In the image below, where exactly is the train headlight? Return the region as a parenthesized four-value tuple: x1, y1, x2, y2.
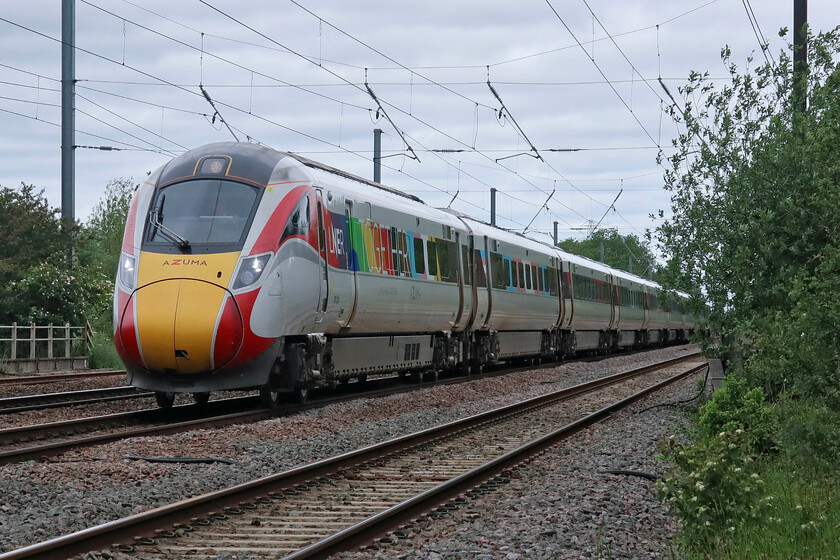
(233, 253, 271, 290)
(118, 253, 136, 291)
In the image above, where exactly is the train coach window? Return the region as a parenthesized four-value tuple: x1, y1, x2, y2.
(518, 262, 526, 289)
(524, 263, 531, 290)
(490, 253, 504, 289)
(437, 240, 452, 282)
(532, 265, 538, 292)
(280, 195, 310, 244)
(547, 268, 559, 296)
(461, 245, 472, 286)
(503, 258, 511, 288)
(475, 250, 488, 287)
(427, 240, 438, 277)
(413, 237, 425, 275)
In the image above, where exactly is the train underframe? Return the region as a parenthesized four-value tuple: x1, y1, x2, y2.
(259, 326, 692, 406)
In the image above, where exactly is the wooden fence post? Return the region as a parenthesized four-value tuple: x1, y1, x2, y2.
(11, 322, 17, 360)
(30, 322, 36, 359)
(65, 323, 71, 358)
(48, 322, 54, 358)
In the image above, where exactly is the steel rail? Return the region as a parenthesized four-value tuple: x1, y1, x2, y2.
(289, 360, 707, 559)
(0, 361, 513, 463)
(0, 386, 152, 414)
(0, 370, 125, 386)
(0, 352, 703, 560)
(0, 348, 697, 464)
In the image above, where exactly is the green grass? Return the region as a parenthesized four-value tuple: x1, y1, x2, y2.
(692, 453, 840, 559)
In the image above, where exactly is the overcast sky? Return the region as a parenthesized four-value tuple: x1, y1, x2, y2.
(1, 1, 838, 245)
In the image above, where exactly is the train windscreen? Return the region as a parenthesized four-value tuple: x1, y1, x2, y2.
(144, 179, 260, 250)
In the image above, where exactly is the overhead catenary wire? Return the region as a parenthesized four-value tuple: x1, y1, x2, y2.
(543, 0, 660, 148)
(0, 106, 178, 154)
(81, 0, 372, 112)
(0, 14, 514, 226)
(52, 0, 650, 228)
(0, 5, 689, 235)
(194, 0, 606, 223)
(286, 0, 496, 112)
(579, 0, 667, 108)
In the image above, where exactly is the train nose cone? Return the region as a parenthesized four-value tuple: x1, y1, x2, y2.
(121, 279, 243, 374)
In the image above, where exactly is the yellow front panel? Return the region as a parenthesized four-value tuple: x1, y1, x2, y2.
(135, 280, 179, 371)
(135, 251, 241, 374)
(174, 280, 226, 374)
(138, 251, 241, 287)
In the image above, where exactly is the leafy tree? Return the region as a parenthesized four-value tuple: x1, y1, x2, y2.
(557, 228, 658, 279)
(0, 180, 133, 331)
(655, 27, 840, 406)
(0, 184, 71, 324)
(0, 184, 66, 284)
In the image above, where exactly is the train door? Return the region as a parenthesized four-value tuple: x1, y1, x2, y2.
(564, 263, 575, 326)
(554, 258, 565, 327)
(475, 236, 492, 329)
(611, 277, 620, 329)
(451, 231, 468, 330)
(314, 190, 329, 324)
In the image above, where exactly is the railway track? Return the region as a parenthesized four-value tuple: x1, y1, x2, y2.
(0, 347, 691, 465)
(0, 386, 152, 414)
(0, 352, 706, 560)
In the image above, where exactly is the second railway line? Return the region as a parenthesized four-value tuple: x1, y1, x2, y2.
(0, 346, 704, 558)
(0, 350, 706, 559)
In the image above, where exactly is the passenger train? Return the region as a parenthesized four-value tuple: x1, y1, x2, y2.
(113, 142, 696, 407)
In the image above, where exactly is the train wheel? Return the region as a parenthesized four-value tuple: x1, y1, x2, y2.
(260, 385, 281, 408)
(294, 385, 310, 403)
(426, 369, 439, 383)
(358, 374, 368, 384)
(192, 392, 210, 406)
(472, 361, 484, 375)
(155, 391, 176, 409)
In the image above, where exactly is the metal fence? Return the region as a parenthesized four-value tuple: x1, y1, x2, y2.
(0, 323, 90, 361)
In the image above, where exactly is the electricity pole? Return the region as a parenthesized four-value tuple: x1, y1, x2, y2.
(793, 0, 808, 115)
(490, 188, 496, 227)
(373, 128, 382, 183)
(61, 0, 76, 266)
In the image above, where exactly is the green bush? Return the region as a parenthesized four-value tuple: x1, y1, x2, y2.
(775, 397, 840, 469)
(697, 374, 774, 452)
(659, 429, 772, 552)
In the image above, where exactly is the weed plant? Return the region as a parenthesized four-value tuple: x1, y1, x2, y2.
(87, 330, 124, 369)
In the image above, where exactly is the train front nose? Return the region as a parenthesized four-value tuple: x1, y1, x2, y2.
(121, 279, 243, 374)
